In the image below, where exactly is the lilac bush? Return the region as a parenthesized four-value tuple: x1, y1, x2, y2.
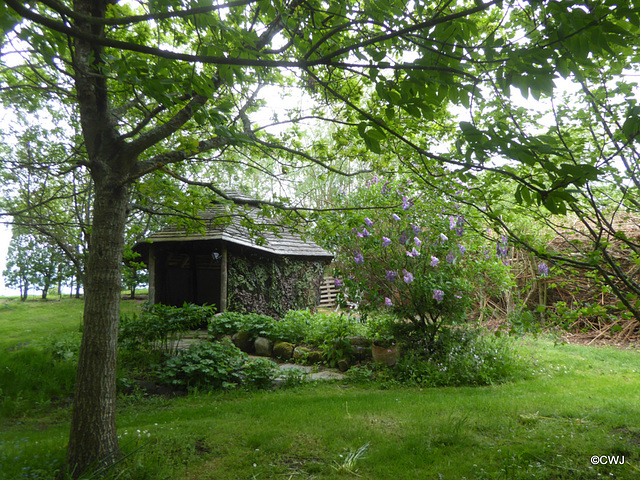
(324, 177, 512, 346)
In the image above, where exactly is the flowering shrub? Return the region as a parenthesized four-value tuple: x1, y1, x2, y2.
(323, 177, 511, 346)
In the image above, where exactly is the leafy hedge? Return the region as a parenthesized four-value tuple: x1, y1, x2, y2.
(119, 303, 215, 355)
(208, 309, 367, 346)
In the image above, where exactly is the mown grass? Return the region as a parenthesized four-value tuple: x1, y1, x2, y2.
(0, 298, 639, 479)
(0, 296, 142, 350)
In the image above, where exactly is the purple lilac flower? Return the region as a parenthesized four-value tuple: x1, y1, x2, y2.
(399, 232, 408, 245)
(382, 236, 391, 247)
(406, 247, 420, 258)
(430, 256, 440, 267)
(440, 233, 448, 243)
(382, 182, 390, 195)
(456, 215, 464, 236)
(414, 237, 422, 247)
(354, 252, 364, 264)
(446, 251, 455, 264)
(356, 231, 364, 238)
(334, 278, 343, 288)
(412, 224, 420, 235)
(392, 213, 401, 221)
(538, 262, 550, 277)
(384, 297, 393, 307)
(365, 217, 374, 227)
(459, 244, 466, 255)
(385, 270, 397, 282)
(496, 241, 509, 258)
(362, 228, 371, 237)
(403, 270, 414, 284)
(433, 289, 444, 302)
(402, 196, 412, 211)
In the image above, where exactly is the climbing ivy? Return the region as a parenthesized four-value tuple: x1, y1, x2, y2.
(227, 252, 327, 318)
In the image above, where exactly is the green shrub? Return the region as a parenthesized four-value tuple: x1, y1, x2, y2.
(272, 309, 315, 343)
(207, 309, 368, 367)
(120, 303, 215, 355)
(209, 309, 367, 346)
(158, 341, 278, 391)
(242, 357, 280, 390)
(311, 312, 362, 366)
(394, 327, 526, 387)
(303, 311, 367, 347)
(208, 311, 275, 340)
(364, 313, 397, 346)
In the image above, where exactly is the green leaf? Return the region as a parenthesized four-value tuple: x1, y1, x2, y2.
(364, 135, 382, 154)
(366, 128, 386, 141)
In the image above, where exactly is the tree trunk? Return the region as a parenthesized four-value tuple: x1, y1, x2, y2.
(65, 179, 129, 478)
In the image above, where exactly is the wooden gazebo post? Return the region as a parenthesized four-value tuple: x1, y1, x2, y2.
(219, 244, 228, 312)
(147, 246, 156, 304)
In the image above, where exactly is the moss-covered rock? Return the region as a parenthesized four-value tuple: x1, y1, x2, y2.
(307, 349, 325, 364)
(293, 346, 310, 362)
(273, 340, 295, 361)
(293, 346, 325, 364)
(337, 358, 351, 372)
(254, 336, 273, 357)
(232, 331, 254, 353)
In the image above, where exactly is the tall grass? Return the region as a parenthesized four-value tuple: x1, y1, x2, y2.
(0, 296, 142, 417)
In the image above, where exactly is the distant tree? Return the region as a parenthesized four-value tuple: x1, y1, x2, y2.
(122, 247, 148, 300)
(3, 231, 69, 300)
(3, 233, 34, 301)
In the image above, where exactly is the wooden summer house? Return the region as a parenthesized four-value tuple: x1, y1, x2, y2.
(133, 194, 334, 318)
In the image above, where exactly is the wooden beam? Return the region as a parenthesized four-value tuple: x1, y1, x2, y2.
(148, 246, 156, 304)
(220, 244, 228, 312)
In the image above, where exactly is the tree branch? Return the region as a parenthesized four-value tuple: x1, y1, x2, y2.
(34, 0, 257, 26)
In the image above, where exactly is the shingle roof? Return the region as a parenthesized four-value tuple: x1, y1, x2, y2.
(135, 195, 333, 259)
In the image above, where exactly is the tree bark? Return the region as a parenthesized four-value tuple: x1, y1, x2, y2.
(65, 178, 129, 477)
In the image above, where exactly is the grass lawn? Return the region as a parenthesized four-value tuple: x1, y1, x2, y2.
(1, 297, 639, 479)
